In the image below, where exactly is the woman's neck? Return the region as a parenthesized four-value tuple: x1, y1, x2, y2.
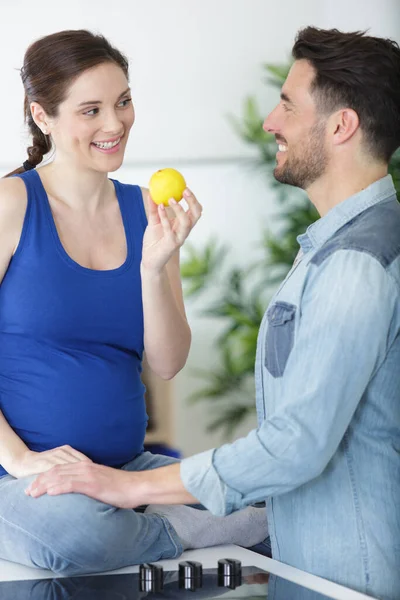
(37, 160, 113, 213)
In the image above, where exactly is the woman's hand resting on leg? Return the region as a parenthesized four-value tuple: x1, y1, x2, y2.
(8, 445, 92, 478)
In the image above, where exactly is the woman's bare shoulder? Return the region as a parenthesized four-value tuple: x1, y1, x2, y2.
(0, 176, 28, 211)
(0, 177, 28, 260)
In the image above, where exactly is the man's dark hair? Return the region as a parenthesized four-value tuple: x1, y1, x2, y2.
(292, 27, 400, 163)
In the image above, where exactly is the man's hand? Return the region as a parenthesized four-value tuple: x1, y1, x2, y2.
(24, 462, 144, 508)
(24, 461, 198, 508)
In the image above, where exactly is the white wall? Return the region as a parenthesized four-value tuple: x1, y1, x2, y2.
(0, 0, 398, 456)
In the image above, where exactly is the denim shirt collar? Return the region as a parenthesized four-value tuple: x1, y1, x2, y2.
(297, 174, 396, 253)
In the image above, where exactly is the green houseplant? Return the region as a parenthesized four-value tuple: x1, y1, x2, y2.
(181, 63, 400, 439)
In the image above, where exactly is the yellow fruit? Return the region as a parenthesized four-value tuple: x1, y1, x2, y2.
(149, 168, 186, 207)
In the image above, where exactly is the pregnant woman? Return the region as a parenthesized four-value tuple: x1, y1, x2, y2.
(0, 29, 268, 576)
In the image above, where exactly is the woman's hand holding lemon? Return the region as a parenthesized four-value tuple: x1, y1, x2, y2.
(142, 168, 202, 273)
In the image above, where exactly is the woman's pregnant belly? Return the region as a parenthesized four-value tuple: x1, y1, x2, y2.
(0, 340, 148, 467)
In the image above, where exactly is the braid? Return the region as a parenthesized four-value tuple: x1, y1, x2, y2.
(26, 121, 51, 167)
(3, 98, 52, 177)
(25, 96, 51, 168)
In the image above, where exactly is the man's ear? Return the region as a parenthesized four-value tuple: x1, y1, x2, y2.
(331, 108, 360, 146)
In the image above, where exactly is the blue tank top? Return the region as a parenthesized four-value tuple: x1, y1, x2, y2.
(0, 169, 148, 476)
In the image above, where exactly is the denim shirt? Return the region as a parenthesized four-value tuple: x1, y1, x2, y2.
(181, 175, 400, 599)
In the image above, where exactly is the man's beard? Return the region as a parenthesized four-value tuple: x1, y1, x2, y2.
(273, 121, 328, 189)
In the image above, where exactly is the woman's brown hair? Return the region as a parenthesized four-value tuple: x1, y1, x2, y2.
(5, 29, 129, 177)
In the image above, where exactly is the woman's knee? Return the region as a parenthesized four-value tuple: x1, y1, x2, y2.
(36, 499, 125, 574)
(0, 479, 121, 574)
(123, 451, 180, 472)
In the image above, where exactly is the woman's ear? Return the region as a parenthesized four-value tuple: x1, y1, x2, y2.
(30, 102, 50, 136)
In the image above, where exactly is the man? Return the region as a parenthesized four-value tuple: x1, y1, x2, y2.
(27, 27, 400, 599)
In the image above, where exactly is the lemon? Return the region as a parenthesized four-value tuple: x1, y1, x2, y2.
(149, 168, 186, 206)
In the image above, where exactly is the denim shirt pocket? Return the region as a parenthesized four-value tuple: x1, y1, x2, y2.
(265, 301, 296, 378)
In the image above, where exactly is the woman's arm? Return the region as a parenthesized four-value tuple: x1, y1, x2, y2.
(0, 409, 32, 475)
(141, 254, 191, 379)
(140, 187, 201, 379)
(0, 179, 34, 474)
(0, 178, 91, 477)
(0, 407, 92, 478)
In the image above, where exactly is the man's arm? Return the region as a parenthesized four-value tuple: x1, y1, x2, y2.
(25, 460, 197, 506)
(180, 250, 398, 515)
(26, 251, 398, 512)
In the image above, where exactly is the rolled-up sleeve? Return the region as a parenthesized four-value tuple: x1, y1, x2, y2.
(181, 251, 398, 516)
